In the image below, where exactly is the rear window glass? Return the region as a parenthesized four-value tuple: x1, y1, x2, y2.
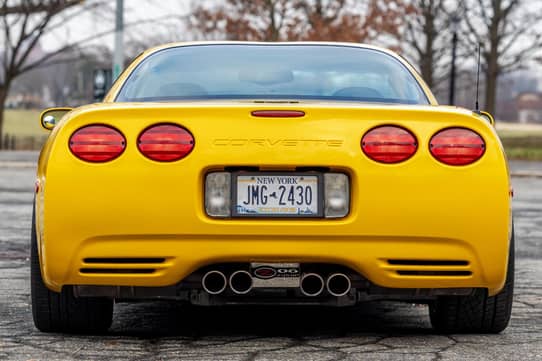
(116, 44, 429, 105)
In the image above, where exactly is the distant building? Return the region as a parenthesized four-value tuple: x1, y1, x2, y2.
(5, 92, 46, 109)
(516, 92, 542, 124)
(496, 99, 518, 122)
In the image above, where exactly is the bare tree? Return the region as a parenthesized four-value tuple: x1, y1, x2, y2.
(190, 0, 295, 41)
(190, 0, 412, 44)
(0, 0, 94, 147)
(462, 0, 542, 115)
(0, 1, 185, 147)
(402, 0, 451, 90)
(292, 0, 412, 43)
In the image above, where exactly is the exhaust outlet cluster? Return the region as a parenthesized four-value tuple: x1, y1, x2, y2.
(202, 269, 351, 297)
(300, 272, 352, 297)
(201, 270, 254, 295)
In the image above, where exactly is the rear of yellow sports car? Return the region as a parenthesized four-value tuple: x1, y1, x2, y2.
(31, 42, 514, 334)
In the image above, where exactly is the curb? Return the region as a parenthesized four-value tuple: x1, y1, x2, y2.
(510, 171, 542, 178)
(0, 162, 36, 168)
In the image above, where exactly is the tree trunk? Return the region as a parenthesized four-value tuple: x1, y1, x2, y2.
(484, 65, 497, 116)
(485, 0, 501, 117)
(420, 4, 435, 89)
(0, 86, 7, 150)
(267, 1, 279, 41)
(485, 57, 498, 116)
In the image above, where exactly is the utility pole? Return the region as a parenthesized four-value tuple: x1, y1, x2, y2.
(112, 0, 124, 81)
(449, 14, 460, 105)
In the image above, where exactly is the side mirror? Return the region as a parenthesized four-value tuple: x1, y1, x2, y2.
(476, 111, 495, 126)
(40, 107, 72, 130)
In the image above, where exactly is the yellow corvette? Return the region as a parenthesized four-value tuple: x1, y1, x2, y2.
(32, 42, 513, 334)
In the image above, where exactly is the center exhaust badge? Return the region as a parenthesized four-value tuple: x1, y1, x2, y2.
(251, 263, 300, 288)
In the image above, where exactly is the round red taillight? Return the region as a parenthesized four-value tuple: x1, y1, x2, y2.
(430, 128, 485, 166)
(137, 124, 194, 162)
(69, 125, 126, 162)
(361, 125, 418, 164)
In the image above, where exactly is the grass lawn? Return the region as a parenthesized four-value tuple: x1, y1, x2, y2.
(496, 123, 542, 161)
(3, 109, 47, 137)
(1, 110, 541, 159)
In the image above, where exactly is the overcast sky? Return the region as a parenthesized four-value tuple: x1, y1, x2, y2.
(42, 0, 191, 51)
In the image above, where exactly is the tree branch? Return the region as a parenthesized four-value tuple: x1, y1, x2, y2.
(0, 0, 81, 16)
(13, 13, 54, 74)
(17, 13, 183, 75)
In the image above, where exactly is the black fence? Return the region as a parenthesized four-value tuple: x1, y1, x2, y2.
(2, 134, 48, 150)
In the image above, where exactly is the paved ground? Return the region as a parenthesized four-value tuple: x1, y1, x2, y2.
(0, 156, 541, 361)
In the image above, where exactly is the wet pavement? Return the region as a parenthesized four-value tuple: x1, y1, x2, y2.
(0, 160, 541, 360)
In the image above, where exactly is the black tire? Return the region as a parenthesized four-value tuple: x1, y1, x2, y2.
(30, 207, 113, 333)
(429, 225, 515, 334)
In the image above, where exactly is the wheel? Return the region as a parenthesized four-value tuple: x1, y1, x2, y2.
(429, 225, 514, 334)
(30, 206, 114, 333)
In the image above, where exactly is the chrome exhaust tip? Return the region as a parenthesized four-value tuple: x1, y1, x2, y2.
(229, 270, 253, 295)
(201, 270, 227, 295)
(326, 273, 351, 297)
(300, 273, 325, 297)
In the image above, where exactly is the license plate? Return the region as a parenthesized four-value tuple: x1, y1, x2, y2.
(233, 173, 322, 217)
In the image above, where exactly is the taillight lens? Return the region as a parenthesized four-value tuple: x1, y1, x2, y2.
(69, 125, 126, 162)
(137, 124, 194, 162)
(430, 128, 485, 165)
(361, 125, 418, 163)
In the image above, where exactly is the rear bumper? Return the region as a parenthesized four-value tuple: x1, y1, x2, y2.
(36, 105, 512, 298)
(37, 162, 511, 297)
(39, 232, 509, 296)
